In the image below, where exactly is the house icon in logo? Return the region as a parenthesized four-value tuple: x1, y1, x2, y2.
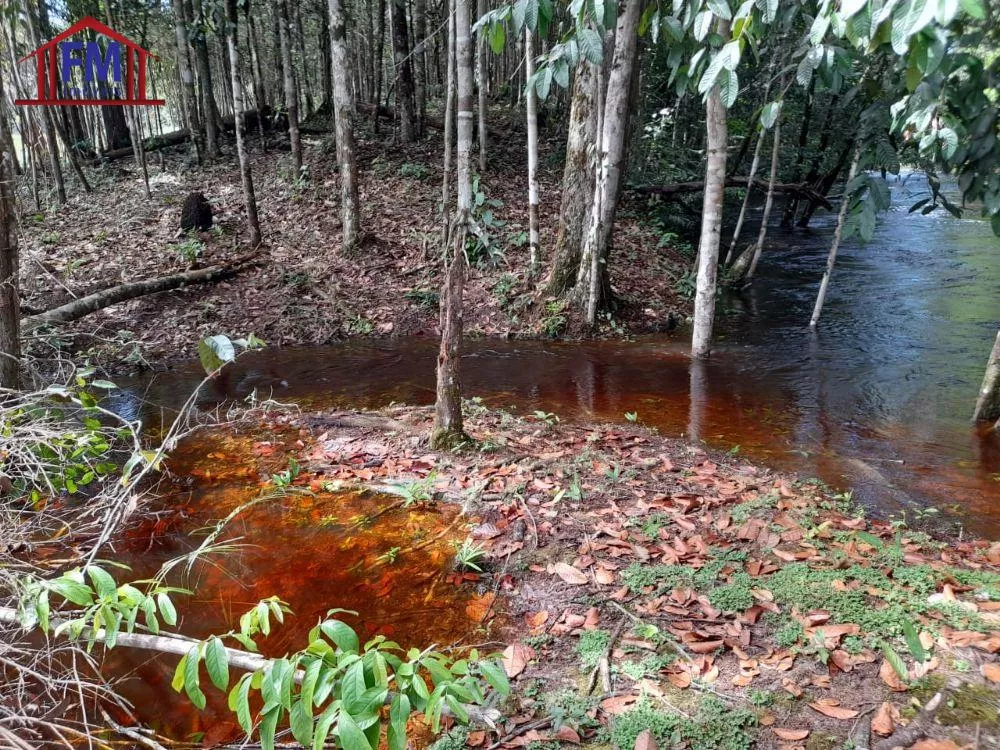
(14, 16, 165, 107)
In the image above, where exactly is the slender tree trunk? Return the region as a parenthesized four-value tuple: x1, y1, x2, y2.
(293, 3, 314, 117)
(524, 28, 540, 278)
(544, 59, 597, 297)
(431, 0, 473, 448)
(127, 106, 152, 199)
(246, 8, 268, 148)
(973, 331, 1000, 423)
(0, 155, 18, 390)
(575, 0, 643, 324)
(374, 0, 387, 132)
(414, 0, 428, 128)
(441, 0, 456, 223)
(172, 0, 203, 162)
(278, 0, 303, 176)
(781, 76, 814, 226)
(724, 130, 763, 266)
(320, 10, 333, 109)
(23, 5, 66, 203)
(391, 0, 417, 142)
(190, 0, 221, 157)
(329, 0, 361, 253)
(809, 144, 862, 328)
(0, 75, 20, 175)
(691, 21, 731, 359)
(476, 0, 488, 171)
(743, 107, 784, 280)
(224, 0, 262, 248)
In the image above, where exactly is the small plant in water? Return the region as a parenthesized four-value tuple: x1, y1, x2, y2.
(270, 458, 300, 488)
(455, 538, 487, 572)
(388, 473, 437, 507)
(625, 411, 638, 423)
(377, 546, 402, 565)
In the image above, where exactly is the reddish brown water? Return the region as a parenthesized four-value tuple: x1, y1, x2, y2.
(104, 430, 494, 743)
(112, 174, 1000, 537)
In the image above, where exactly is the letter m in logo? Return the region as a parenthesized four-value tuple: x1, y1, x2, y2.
(85, 40, 121, 82)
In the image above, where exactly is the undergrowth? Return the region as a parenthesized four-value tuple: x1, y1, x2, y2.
(611, 696, 757, 750)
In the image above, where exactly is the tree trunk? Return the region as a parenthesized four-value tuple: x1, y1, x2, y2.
(391, 0, 417, 142)
(293, 3, 314, 117)
(329, 0, 361, 253)
(781, 76, 814, 226)
(544, 59, 597, 297)
(691, 21, 731, 359)
(476, 0, 488, 171)
(0, 74, 21, 175)
(441, 0, 456, 223)
(575, 0, 643, 325)
(414, 0, 428, 127)
(724, 130, 763, 266)
(374, 0, 387, 133)
(743, 102, 784, 281)
(23, 5, 66, 204)
(246, 7, 268, 149)
(0, 155, 18, 390)
(524, 28, 540, 278)
(224, 0, 262, 248)
(809, 144, 862, 328)
(190, 0, 221, 157)
(278, 0, 303, 176)
(973, 331, 1000, 423)
(172, 0, 204, 162)
(431, 0, 473, 449)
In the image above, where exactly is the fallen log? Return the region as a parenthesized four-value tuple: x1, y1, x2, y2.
(22, 258, 256, 331)
(633, 177, 834, 210)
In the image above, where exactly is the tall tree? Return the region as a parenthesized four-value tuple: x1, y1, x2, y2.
(224, 0, 262, 247)
(690, 20, 731, 359)
(0, 154, 17, 390)
(973, 331, 1000, 424)
(278, 0, 303, 175)
(190, 0, 222, 157)
(524, 27, 539, 277)
(24, 2, 65, 204)
(329, 0, 361, 252)
(431, 0, 473, 449)
(391, 0, 418, 141)
(172, 0, 203, 162)
(476, 0, 488, 171)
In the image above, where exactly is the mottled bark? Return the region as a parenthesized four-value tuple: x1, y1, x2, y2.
(172, 0, 203, 161)
(191, 0, 221, 156)
(691, 20, 731, 359)
(24, 5, 65, 203)
(973, 331, 1000, 423)
(545, 59, 596, 297)
(476, 0, 488, 171)
(0, 155, 18, 390)
(329, 0, 361, 253)
(224, 0, 262, 247)
(810, 144, 862, 328)
(391, 0, 417, 142)
(524, 28, 539, 277)
(441, 0, 456, 221)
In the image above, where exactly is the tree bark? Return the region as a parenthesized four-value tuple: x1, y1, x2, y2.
(391, 0, 418, 142)
(973, 331, 1000, 423)
(329, 0, 361, 253)
(431, 0, 473, 449)
(809, 144, 862, 328)
(0, 155, 18, 390)
(278, 0, 303, 176)
(190, 0, 221, 157)
(739, 100, 784, 282)
(172, 0, 204, 162)
(476, 0, 488, 171)
(691, 21, 731, 359)
(544, 59, 597, 297)
(224, 0, 262, 248)
(524, 28, 540, 278)
(414, 0, 428, 127)
(575, 0, 643, 324)
(23, 5, 66, 204)
(724, 131, 763, 266)
(441, 0, 457, 224)
(781, 76, 814, 226)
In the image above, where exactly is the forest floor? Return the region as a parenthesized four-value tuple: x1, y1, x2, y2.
(216, 401, 1000, 750)
(18, 117, 691, 373)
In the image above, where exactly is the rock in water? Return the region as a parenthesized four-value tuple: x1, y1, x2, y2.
(180, 192, 213, 232)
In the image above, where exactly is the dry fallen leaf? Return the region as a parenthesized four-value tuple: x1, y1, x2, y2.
(501, 643, 534, 678)
(807, 699, 859, 720)
(982, 662, 1000, 683)
(552, 562, 589, 585)
(600, 694, 638, 715)
(908, 741, 963, 750)
(879, 658, 909, 691)
(633, 729, 657, 750)
(871, 702, 895, 737)
(772, 728, 809, 741)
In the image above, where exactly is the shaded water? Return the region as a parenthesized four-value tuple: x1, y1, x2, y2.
(104, 429, 492, 742)
(113, 173, 1000, 536)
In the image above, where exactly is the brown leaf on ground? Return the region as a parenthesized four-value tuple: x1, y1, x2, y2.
(982, 662, 1000, 683)
(633, 729, 657, 750)
(908, 741, 963, 750)
(466, 730, 486, 747)
(552, 562, 589, 585)
(553, 727, 581, 744)
(501, 643, 534, 678)
(807, 699, 859, 720)
(879, 658, 909, 691)
(772, 728, 810, 741)
(524, 610, 548, 632)
(781, 678, 804, 697)
(600, 694, 638, 715)
(871, 702, 895, 736)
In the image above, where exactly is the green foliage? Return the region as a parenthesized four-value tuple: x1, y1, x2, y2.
(674, 269, 698, 300)
(454, 539, 488, 572)
(40, 231, 61, 245)
(404, 288, 440, 309)
(707, 572, 754, 613)
(576, 628, 610, 669)
(270, 458, 301, 488)
(611, 697, 756, 750)
(384, 473, 437, 506)
(398, 162, 430, 180)
(774, 618, 805, 649)
(346, 315, 375, 335)
(540, 300, 567, 338)
(429, 727, 471, 750)
(175, 235, 205, 264)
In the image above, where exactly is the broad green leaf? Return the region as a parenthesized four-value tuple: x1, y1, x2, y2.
(157, 593, 177, 627)
(172, 653, 187, 693)
(578, 29, 603, 64)
(337, 710, 374, 750)
(290, 699, 315, 746)
(86, 566, 116, 599)
(313, 703, 340, 750)
(387, 694, 411, 750)
(707, 0, 731, 19)
(959, 0, 985, 18)
(693, 9, 712, 40)
(205, 637, 230, 691)
(321, 619, 360, 653)
(478, 659, 511, 695)
(719, 69, 739, 108)
(183, 644, 207, 710)
(881, 642, 909, 681)
(260, 706, 281, 750)
(48, 578, 94, 607)
(198, 335, 236, 375)
(903, 621, 928, 662)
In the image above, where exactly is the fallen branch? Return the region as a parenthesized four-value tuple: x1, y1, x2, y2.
(98, 109, 275, 161)
(633, 177, 833, 210)
(873, 681, 957, 750)
(22, 257, 257, 331)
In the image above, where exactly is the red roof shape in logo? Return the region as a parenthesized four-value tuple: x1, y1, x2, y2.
(15, 16, 165, 106)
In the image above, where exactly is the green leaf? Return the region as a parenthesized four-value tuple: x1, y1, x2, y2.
(578, 29, 603, 65)
(959, 0, 985, 18)
(903, 621, 928, 662)
(313, 703, 340, 750)
(86, 566, 116, 599)
(260, 705, 281, 750)
(488, 23, 505, 55)
(693, 10, 712, 40)
(230, 674, 254, 733)
(337, 709, 374, 750)
(48, 578, 94, 607)
(707, 0, 731, 19)
(183, 644, 207, 710)
(321, 619, 360, 653)
(760, 101, 782, 129)
(157, 593, 177, 627)
(479, 659, 511, 695)
(89, 379, 117, 389)
(172, 653, 188, 693)
(205, 637, 230, 691)
(198, 335, 236, 375)
(342, 660, 369, 713)
(719, 69, 739, 108)
(290, 699, 315, 746)
(881, 642, 909, 682)
(388, 694, 411, 750)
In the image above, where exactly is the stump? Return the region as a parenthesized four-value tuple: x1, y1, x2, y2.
(179, 192, 213, 232)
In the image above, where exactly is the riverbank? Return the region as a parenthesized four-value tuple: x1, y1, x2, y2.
(19, 124, 689, 373)
(183, 401, 1000, 750)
